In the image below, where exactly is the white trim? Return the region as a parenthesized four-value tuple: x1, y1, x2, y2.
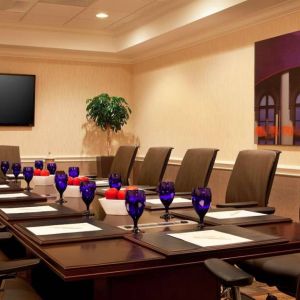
(21, 155, 300, 178)
(21, 155, 96, 163)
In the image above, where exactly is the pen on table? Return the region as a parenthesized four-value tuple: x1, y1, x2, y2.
(123, 220, 189, 229)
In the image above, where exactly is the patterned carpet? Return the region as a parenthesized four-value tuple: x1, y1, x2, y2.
(241, 280, 294, 300)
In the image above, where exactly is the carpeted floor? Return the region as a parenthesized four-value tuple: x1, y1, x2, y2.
(241, 280, 294, 300)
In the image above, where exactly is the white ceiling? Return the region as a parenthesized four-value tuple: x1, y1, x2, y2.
(0, 0, 300, 62)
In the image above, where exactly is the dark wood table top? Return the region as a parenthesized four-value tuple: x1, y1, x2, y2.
(2, 183, 300, 282)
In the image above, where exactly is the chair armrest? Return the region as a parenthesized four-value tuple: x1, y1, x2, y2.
(204, 258, 253, 287)
(216, 201, 258, 208)
(0, 232, 12, 240)
(0, 258, 40, 275)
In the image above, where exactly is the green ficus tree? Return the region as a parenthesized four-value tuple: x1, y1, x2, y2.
(86, 93, 132, 155)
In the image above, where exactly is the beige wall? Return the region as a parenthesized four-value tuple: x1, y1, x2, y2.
(0, 56, 134, 159)
(132, 10, 300, 167)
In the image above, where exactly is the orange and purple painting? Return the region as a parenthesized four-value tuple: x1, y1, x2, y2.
(255, 30, 300, 145)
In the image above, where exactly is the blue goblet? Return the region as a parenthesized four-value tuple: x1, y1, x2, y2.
(47, 162, 57, 175)
(109, 173, 122, 190)
(55, 172, 68, 204)
(35, 160, 43, 170)
(125, 190, 146, 233)
(1, 161, 9, 177)
(12, 163, 21, 182)
(157, 181, 175, 221)
(23, 167, 34, 191)
(80, 181, 96, 218)
(192, 187, 212, 229)
(68, 166, 79, 178)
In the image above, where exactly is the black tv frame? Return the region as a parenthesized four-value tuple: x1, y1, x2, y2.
(0, 73, 36, 126)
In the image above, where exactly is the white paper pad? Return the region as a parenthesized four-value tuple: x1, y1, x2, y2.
(1, 206, 57, 214)
(206, 210, 266, 219)
(26, 222, 102, 236)
(0, 185, 9, 189)
(147, 197, 191, 205)
(168, 230, 252, 247)
(6, 174, 22, 178)
(95, 180, 109, 186)
(0, 193, 28, 199)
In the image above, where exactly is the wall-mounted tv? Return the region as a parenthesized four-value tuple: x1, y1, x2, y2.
(0, 73, 35, 126)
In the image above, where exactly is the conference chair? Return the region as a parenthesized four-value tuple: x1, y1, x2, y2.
(216, 149, 281, 213)
(135, 147, 173, 187)
(108, 145, 139, 185)
(0, 232, 41, 300)
(204, 258, 254, 300)
(0, 145, 21, 178)
(174, 148, 219, 194)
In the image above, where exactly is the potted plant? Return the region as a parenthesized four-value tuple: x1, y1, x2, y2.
(86, 93, 132, 176)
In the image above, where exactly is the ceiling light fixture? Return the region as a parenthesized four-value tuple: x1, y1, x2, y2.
(96, 12, 109, 19)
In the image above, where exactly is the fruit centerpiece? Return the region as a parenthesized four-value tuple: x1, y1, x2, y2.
(99, 186, 138, 215)
(32, 168, 54, 186)
(64, 176, 90, 197)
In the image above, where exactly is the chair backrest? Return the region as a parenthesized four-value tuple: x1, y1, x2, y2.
(109, 145, 139, 185)
(0, 145, 21, 178)
(174, 148, 219, 193)
(136, 147, 173, 186)
(225, 149, 281, 206)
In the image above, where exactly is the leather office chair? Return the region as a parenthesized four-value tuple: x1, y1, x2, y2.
(216, 150, 281, 213)
(0, 146, 21, 178)
(136, 147, 173, 187)
(0, 232, 41, 300)
(174, 148, 219, 194)
(204, 258, 255, 300)
(109, 145, 139, 185)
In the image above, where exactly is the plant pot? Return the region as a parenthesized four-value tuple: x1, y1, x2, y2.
(96, 156, 114, 178)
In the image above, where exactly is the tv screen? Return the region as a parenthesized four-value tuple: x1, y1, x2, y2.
(0, 73, 35, 126)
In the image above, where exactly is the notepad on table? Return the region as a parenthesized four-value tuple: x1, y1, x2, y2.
(0, 185, 9, 189)
(168, 230, 252, 247)
(1, 206, 57, 214)
(95, 180, 109, 186)
(206, 210, 265, 219)
(26, 222, 102, 236)
(0, 193, 28, 199)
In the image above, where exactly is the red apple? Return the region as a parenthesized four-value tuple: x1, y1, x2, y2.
(67, 177, 73, 185)
(73, 177, 81, 186)
(34, 169, 41, 176)
(79, 176, 89, 182)
(117, 190, 126, 200)
(105, 188, 118, 199)
(40, 170, 50, 176)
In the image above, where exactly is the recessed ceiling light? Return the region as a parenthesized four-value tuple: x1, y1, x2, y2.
(96, 12, 109, 19)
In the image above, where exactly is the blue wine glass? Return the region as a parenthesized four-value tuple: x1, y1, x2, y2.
(1, 161, 9, 177)
(47, 162, 57, 175)
(109, 173, 122, 190)
(35, 160, 43, 170)
(68, 166, 79, 178)
(192, 187, 212, 229)
(157, 181, 175, 221)
(80, 181, 96, 218)
(12, 163, 21, 182)
(23, 167, 34, 191)
(55, 172, 68, 204)
(125, 190, 146, 233)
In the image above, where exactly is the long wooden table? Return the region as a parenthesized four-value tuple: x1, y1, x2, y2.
(1, 183, 300, 300)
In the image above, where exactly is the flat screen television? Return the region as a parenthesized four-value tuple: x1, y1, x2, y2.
(0, 73, 35, 126)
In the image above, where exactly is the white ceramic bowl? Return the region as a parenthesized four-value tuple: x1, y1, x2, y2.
(64, 185, 81, 197)
(32, 175, 54, 186)
(99, 198, 128, 215)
